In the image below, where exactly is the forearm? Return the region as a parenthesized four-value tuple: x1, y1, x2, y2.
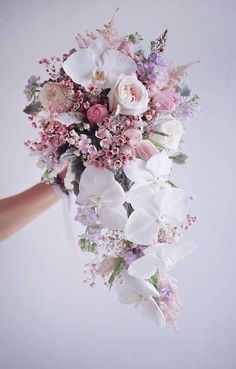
(0, 182, 59, 242)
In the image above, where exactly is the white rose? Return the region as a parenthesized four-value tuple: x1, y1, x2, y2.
(152, 116, 184, 152)
(39, 82, 73, 112)
(108, 74, 149, 116)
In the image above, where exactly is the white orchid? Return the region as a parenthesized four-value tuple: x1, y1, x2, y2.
(124, 187, 189, 245)
(63, 37, 137, 88)
(115, 272, 166, 327)
(77, 165, 127, 230)
(128, 242, 198, 280)
(124, 151, 171, 208)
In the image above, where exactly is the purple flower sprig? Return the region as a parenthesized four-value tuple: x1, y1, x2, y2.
(23, 75, 40, 102)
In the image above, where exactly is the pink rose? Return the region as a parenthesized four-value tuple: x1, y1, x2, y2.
(136, 139, 159, 160)
(152, 90, 179, 113)
(123, 127, 142, 148)
(86, 104, 108, 124)
(108, 74, 149, 116)
(39, 82, 73, 112)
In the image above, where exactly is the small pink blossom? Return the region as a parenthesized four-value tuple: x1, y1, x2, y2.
(86, 104, 108, 124)
(77, 134, 91, 154)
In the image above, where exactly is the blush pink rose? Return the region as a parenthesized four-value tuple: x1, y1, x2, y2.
(86, 104, 108, 124)
(39, 82, 73, 112)
(152, 90, 179, 113)
(136, 139, 159, 160)
(123, 127, 142, 148)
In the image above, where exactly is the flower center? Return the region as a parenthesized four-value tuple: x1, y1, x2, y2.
(92, 67, 108, 84)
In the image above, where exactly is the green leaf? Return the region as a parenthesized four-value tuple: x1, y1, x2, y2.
(167, 180, 177, 188)
(147, 138, 166, 150)
(170, 153, 188, 165)
(108, 257, 125, 289)
(23, 101, 42, 115)
(148, 271, 159, 287)
(80, 238, 96, 253)
(155, 131, 169, 137)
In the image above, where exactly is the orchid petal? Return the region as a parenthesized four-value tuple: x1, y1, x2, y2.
(158, 188, 189, 223)
(99, 204, 127, 230)
(160, 242, 198, 272)
(78, 166, 124, 205)
(146, 151, 171, 178)
(88, 36, 109, 62)
(125, 182, 160, 209)
(125, 208, 158, 245)
(140, 297, 166, 327)
(124, 158, 153, 183)
(128, 254, 158, 279)
(102, 49, 137, 87)
(63, 49, 96, 86)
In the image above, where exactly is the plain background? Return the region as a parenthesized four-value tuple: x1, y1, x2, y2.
(0, 0, 235, 368)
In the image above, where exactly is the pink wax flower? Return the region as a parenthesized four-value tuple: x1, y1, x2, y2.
(152, 90, 179, 113)
(123, 127, 142, 148)
(136, 139, 159, 160)
(86, 104, 108, 124)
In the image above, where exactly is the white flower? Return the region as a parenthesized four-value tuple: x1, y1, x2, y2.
(128, 242, 198, 280)
(77, 165, 127, 230)
(124, 188, 189, 245)
(152, 115, 184, 152)
(115, 272, 166, 327)
(124, 151, 171, 208)
(63, 37, 137, 88)
(108, 74, 149, 115)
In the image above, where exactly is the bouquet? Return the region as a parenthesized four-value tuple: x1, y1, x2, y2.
(23, 10, 200, 330)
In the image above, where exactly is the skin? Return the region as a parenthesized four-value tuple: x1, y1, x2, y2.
(0, 169, 67, 242)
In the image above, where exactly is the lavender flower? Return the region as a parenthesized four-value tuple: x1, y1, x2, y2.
(173, 95, 200, 121)
(137, 53, 168, 83)
(23, 75, 40, 101)
(75, 201, 98, 226)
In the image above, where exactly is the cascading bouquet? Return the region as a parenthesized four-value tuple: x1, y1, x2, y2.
(23, 10, 200, 330)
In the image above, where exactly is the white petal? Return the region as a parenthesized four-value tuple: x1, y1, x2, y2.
(125, 182, 160, 209)
(146, 151, 171, 178)
(124, 273, 160, 297)
(128, 254, 158, 279)
(102, 49, 137, 87)
(158, 188, 189, 223)
(63, 49, 95, 86)
(78, 166, 124, 205)
(115, 280, 140, 305)
(64, 163, 75, 190)
(161, 242, 198, 272)
(140, 297, 166, 327)
(99, 204, 127, 230)
(125, 208, 158, 245)
(56, 112, 83, 125)
(88, 36, 109, 62)
(124, 158, 153, 183)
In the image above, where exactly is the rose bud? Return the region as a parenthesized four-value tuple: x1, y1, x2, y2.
(152, 90, 179, 113)
(86, 104, 108, 124)
(136, 139, 159, 160)
(119, 144, 135, 156)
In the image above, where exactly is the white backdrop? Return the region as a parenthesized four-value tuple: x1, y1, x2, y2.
(0, 1, 235, 368)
